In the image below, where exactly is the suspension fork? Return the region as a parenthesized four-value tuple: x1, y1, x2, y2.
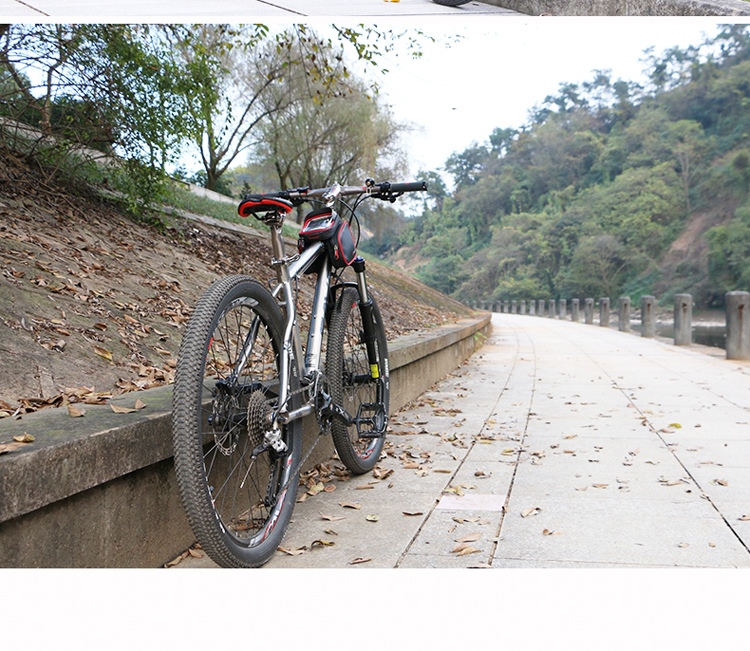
(352, 257, 381, 381)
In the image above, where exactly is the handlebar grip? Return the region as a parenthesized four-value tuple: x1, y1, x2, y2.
(388, 181, 428, 193)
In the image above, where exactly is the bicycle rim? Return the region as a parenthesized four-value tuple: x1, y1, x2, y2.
(172, 276, 299, 567)
(327, 287, 389, 473)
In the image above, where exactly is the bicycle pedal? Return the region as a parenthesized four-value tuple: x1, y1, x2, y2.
(356, 403, 387, 439)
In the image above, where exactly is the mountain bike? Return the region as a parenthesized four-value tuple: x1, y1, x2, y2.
(171, 178, 427, 567)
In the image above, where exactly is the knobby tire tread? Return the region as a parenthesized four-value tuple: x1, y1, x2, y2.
(326, 287, 389, 475)
(172, 275, 299, 568)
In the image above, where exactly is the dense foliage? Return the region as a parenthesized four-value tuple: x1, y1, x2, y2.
(369, 26, 750, 308)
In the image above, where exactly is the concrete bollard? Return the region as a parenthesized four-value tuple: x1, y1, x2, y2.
(571, 298, 580, 322)
(599, 298, 610, 327)
(549, 299, 556, 318)
(520, 300, 526, 315)
(559, 299, 567, 320)
(504, 300, 509, 313)
(511, 300, 517, 314)
(618, 297, 631, 332)
(529, 300, 536, 316)
(674, 294, 692, 345)
(538, 299, 545, 317)
(726, 291, 750, 360)
(641, 296, 656, 337)
(584, 298, 594, 324)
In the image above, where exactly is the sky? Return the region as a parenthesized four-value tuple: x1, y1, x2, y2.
(358, 19, 736, 181)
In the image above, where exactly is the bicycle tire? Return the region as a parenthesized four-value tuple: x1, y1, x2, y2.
(172, 275, 301, 567)
(432, 0, 472, 5)
(326, 287, 389, 474)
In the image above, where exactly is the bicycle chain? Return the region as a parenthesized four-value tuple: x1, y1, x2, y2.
(273, 381, 332, 499)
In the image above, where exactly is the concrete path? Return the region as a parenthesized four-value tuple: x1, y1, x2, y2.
(175, 312, 750, 568)
(0, 0, 521, 17)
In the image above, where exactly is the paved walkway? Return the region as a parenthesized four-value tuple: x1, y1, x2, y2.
(0, 0, 520, 17)
(175, 312, 750, 568)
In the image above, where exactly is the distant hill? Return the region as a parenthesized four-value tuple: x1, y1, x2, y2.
(376, 26, 750, 310)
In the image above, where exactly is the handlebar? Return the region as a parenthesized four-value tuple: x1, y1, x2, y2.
(238, 179, 428, 217)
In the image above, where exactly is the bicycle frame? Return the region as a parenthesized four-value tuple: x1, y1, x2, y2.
(257, 217, 361, 452)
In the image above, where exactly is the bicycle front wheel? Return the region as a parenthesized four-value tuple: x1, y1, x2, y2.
(326, 287, 389, 474)
(172, 275, 301, 567)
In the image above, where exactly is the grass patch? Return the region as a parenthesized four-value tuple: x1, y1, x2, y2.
(167, 184, 299, 239)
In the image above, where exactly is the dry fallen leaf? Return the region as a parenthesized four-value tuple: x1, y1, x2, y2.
(350, 557, 372, 565)
(366, 514, 380, 522)
(521, 507, 541, 518)
(68, 405, 86, 417)
(457, 546, 481, 557)
(278, 546, 306, 556)
(455, 532, 482, 543)
(307, 482, 325, 496)
(13, 433, 34, 443)
(355, 484, 375, 490)
(310, 540, 335, 548)
(110, 404, 137, 414)
(320, 512, 345, 521)
(403, 511, 423, 516)
(134, 399, 146, 410)
(0, 441, 25, 455)
(93, 345, 113, 361)
(739, 515, 750, 521)
(340, 502, 361, 510)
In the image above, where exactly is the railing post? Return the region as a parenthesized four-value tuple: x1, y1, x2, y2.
(559, 299, 567, 320)
(599, 297, 610, 327)
(511, 300, 517, 314)
(538, 299, 545, 317)
(520, 299, 526, 315)
(641, 295, 656, 337)
(726, 291, 750, 360)
(618, 297, 631, 332)
(674, 293, 692, 345)
(571, 298, 580, 322)
(584, 298, 594, 324)
(529, 299, 536, 316)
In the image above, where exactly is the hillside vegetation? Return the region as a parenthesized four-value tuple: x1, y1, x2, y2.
(0, 148, 468, 413)
(366, 26, 750, 309)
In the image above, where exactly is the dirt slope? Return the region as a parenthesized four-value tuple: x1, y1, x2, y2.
(0, 148, 470, 418)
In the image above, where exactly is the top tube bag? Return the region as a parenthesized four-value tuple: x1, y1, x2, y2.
(298, 208, 357, 271)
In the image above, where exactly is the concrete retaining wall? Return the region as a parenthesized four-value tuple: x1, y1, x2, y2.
(0, 314, 491, 567)
(480, 0, 750, 14)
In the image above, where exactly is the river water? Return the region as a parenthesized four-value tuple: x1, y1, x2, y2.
(634, 309, 726, 350)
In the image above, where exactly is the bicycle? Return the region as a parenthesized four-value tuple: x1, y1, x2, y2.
(171, 178, 427, 567)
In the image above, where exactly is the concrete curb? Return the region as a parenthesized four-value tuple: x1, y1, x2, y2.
(480, 0, 750, 13)
(0, 313, 490, 567)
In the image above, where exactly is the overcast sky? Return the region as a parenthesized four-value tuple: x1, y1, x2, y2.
(360, 19, 732, 180)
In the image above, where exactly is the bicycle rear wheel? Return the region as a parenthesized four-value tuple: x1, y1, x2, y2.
(172, 275, 301, 567)
(326, 287, 389, 474)
(432, 0, 472, 5)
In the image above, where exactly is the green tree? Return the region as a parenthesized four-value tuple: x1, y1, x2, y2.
(0, 24, 202, 209)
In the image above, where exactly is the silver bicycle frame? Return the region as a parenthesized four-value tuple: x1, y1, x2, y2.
(267, 222, 332, 427)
